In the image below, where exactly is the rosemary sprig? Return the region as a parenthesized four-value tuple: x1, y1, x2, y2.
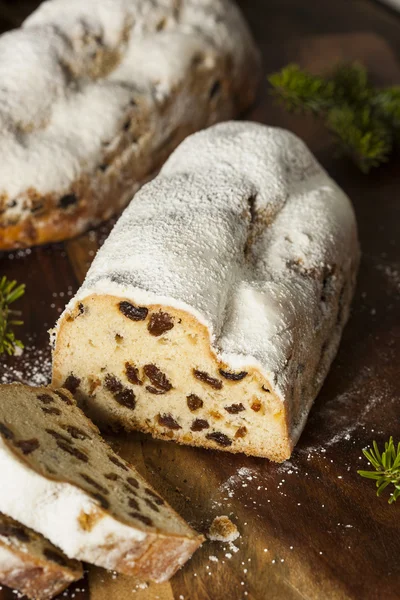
(358, 437, 400, 504)
(0, 276, 25, 355)
(268, 62, 400, 172)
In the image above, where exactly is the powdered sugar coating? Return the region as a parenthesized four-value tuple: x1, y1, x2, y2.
(70, 122, 358, 406)
(0, 0, 259, 228)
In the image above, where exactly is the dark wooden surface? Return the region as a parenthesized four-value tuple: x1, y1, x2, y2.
(0, 1, 400, 599)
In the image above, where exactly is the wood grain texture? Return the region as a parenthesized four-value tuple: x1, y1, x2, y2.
(0, 1, 400, 599)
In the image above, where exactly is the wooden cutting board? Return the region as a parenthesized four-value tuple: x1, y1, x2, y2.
(1, 1, 400, 599)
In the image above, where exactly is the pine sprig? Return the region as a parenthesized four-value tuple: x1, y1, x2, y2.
(268, 62, 400, 172)
(358, 437, 400, 504)
(0, 276, 25, 355)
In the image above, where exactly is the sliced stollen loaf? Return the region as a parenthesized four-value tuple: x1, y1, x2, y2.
(0, 513, 82, 600)
(0, 384, 203, 582)
(0, 0, 260, 249)
(52, 121, 360, 462)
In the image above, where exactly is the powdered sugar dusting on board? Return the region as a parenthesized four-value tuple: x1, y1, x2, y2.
(375, 261, 400, 293)
(0, 344, 52, 386)
(300, 365, 389, 454)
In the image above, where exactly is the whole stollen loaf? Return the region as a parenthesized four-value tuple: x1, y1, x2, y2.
(52, 122, 360, 462)
(0, 384, 203, 582)
(0, 0, 260, 250)
(0, 513, 82, 600)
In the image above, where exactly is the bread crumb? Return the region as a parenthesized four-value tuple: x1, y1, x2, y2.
(208, 516, 240, 542)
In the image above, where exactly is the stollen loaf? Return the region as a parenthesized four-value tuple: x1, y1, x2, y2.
(0, 0, 260, 249)
(0, 513, 82, 600)
(0, 384, 203, 582)
(52, 122, 360, 462)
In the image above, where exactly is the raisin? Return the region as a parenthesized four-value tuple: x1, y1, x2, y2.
(193, 369, 222, 390)
(147, 311, 174, 336)
(144, 488, 164, 505)
(125, 362, 142, 385)
(114, 389, 136, 410)
(104, 473, 119, 481)
(126, 477, 139, 489)
(187, 394, 203, 412)
(46, 429, 71, 443)
(92, 493, 110, 510)
(261, 385, 270, 393)
(235, 426, 247, 438)
(63, 425, 91, 441)
(108, 455, 128, 471)
(16, 439, 40, 455)
(104, 374, 123, 394)
(0, 423, 14, 440)
(209, 80, 221, 98)
(41, 406, 62, 416)
(56, 440, 88, 463)
(191, 419, 209, 432)
(63, 375, 81, 393)
(37, 393, 54, 404)
(144, 364, 172, 392)
(118, 301, 148, 321)
(145, 498, 160, 512)
(59, 193, 78, 209)
(130, 512, 153, 527)
(128, 497, 139, 510)
(122, 482, 136, 495)
(219, 369, 248, 381)
(80, 474, 109, 495)
(206, 432, 232, 447)
(251, 400, 262, 412)
(146, 386, 167, 395)
(224, 403, 245, 414)
(78, 303, 85, 316)
(157, 414, 181, 430)
(54, 390, 74, 405)
(0, 524, 30, 543)
(44, 549, 68, 566)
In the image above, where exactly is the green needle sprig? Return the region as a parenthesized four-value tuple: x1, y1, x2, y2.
(268, 62, 400, 172)
(0, 276, 25, 355)
(358, 437, 400, 504)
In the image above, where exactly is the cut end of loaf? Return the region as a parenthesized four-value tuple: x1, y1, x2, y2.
(53, 294, 293, 462)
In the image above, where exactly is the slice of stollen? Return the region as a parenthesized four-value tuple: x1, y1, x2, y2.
(0, 383, 203, 583)
(0, 512, 82, 600)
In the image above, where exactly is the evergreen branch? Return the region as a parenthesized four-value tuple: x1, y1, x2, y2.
(327, 105, 392, 173)
(358, 437, 400, 504)
(0, 276, 25, 355)
(268, 63, 334, 114)
(329, 63, 372, 106)
(268, 61, 400, 172)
